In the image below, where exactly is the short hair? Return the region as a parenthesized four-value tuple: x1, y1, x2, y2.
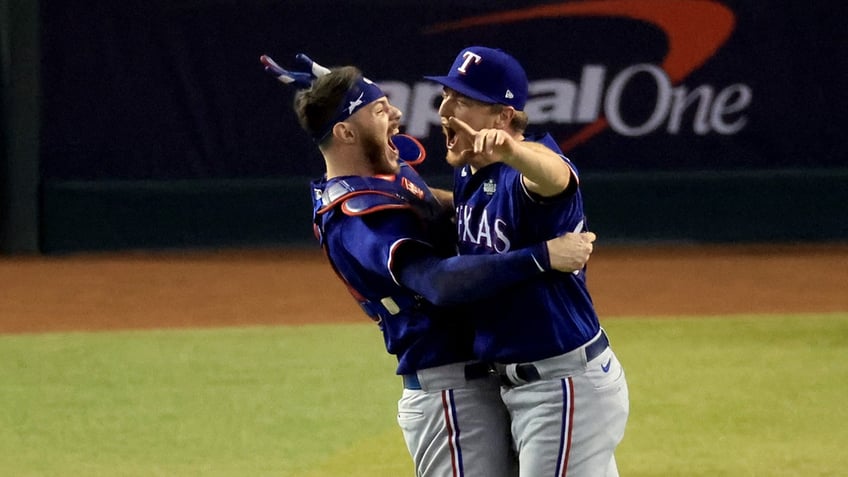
(293, 66, 362, 144)
(489, 104, 529, 134)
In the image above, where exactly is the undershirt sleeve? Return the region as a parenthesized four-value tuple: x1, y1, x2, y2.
(392, 240, 551, 307)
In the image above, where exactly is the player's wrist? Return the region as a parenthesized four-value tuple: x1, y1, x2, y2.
(499, 139, 521, 166)
(531, 242, 552, 271)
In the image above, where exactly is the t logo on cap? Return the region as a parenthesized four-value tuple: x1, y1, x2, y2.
(457, 51, 482, 74)
(424, 46, 529, 111)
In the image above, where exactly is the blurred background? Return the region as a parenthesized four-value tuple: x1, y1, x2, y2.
(2, 0, 845, 254)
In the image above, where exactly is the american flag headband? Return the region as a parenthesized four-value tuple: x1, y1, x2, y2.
(312, 76, 385, 143)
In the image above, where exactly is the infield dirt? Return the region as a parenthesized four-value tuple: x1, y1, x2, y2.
(2, 244, 846, 334)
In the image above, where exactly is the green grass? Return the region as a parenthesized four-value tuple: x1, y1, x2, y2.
(0, 325, 407, 477)
(1, 313, 846, 476)
(611, 313, 848, 477)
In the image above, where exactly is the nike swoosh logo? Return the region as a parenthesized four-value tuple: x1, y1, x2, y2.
(601, 358, 612, 373)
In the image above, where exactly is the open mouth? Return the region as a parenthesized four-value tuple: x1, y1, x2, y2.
(387, 127, 399, 155)
(443, 124, 457, 150)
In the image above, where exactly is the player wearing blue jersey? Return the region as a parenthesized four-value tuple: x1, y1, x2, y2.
(426, 46, 629, 477)
(264, 54, 598, 477)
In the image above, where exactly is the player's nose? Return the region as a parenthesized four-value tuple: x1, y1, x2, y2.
(438, 97, 454, 117)
(389, 103, 403, 121)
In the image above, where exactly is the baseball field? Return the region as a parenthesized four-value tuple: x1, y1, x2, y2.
(1, 244, 846, 476)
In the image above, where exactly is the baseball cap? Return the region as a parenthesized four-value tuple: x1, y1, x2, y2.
(424, 46, 528, 110)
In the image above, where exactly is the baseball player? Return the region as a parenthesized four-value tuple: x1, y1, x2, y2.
(263, 54, 598, 477)
(425, 46, 630, 477)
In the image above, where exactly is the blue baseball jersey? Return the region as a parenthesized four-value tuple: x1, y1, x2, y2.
(454, 133, 600, 363)
(312, 162, 474, 375)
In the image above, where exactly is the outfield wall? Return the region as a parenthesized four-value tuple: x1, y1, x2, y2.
(40, 169, 848, 252)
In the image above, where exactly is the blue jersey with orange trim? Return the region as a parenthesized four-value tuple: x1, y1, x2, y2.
(312, 161, 474, 374)
(453, 133, 600, 363)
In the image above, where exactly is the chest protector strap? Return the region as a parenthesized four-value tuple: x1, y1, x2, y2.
(316, 175, 420, 218)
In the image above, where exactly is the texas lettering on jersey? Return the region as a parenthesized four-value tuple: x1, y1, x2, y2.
(456, 203, 512, 253)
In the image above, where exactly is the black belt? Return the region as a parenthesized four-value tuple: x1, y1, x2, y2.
(497, 330, 610, 387)
(402, 362, 492, 390)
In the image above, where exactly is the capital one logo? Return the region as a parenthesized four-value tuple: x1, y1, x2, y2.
(381, 0, 751, 152)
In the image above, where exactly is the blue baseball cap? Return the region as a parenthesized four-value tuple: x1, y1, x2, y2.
(424, 46, 528, 110)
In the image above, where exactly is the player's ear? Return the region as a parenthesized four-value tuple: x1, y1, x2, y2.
(494, 106, 515, 129)
(332, 121, 357, 144)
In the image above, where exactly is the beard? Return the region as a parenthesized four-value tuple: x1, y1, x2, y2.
(445, 148, 467, 168)
(362, 134, 396, 175)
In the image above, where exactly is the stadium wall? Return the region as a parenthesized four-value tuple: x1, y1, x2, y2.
(40, 169, 848, 252)
(3, 0, 846, 253)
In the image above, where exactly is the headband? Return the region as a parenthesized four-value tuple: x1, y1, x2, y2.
(313, 76, 386, 143)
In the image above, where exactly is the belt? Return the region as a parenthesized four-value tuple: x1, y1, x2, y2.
(402, 362, 492, 390)
(495, 329, 610, 387)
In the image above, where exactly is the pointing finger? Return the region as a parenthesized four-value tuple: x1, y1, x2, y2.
(448, 116, 477, 138)
(474, 129, 485, 154)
